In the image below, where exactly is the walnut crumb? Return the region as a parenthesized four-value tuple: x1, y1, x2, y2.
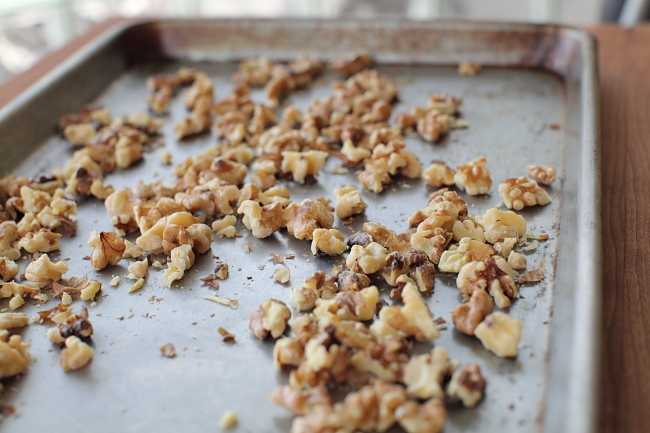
(272, 266, 290, 284)
(160, 343, 177, 358)
(219, 411, 238, 429)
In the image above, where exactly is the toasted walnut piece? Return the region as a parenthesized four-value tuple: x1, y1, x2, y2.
(382, 252, 409, 286)
(395, 398, 446, 433)
(158, 150, 172, 165)
(147, 85, 172, 114)
(17, 213, 41, 237)
(311, 229, 347, 257)
(403, 347, 455, 399)
(80, 280, 101, 301)
(0, 313, 28, 329)
(219, 411, 238, 429)
(25, 254, 69, 284)
(47, 327, 65, 344)
(481, 208, 527, 244)
(88, 231, 125, 270)
(519, 262, 547, 283)
(333, 186, 368, 219)
(59, 335, 94, 371)
(422, 161, 456, 187)
(89, 179, 114, 200)
(0, 333, 30, 379)
(63, 123, 96, 146)
(452, 218, 485, 243)
(210, 158, 248, 186)
(125, 112, 163, 134)
(428, 93, 462, 114)
(417, 110, 451, 142)
(127, 260, 148, 280)
(314, 285, 379, 323)
(59, 309, 93, 339)
(331, 51, 372, 76)
(238, 200, 284, 239)
(527, 165, 556, 185)
(234, 57, 275, 86)
(8, 295, 24, 310)
(269, 385, 332, 416)
(494, 237, 517, 258)
(457, 256, 518, 308)
(446, 363, 486, 408)
(341, 139, 372, 163)
(333, 271, 368, 294)
(507, 251, 527, 269)
(290, 271, 338, 311)
(174, 112, 211, 140)
(250, 299, 292, 339)
(378, 283, 439, 341)
(454, 157, 491, 195)
(358, 169, 391, 193)
(498, 176, 552, 210)
(281, 150, 328, 183)
(21, 185, 51, 214)
(127, 278, 144, 293)
(410, 227, 452, 265)
(438, 238, 494, 273)
(160, 343, 177, 358)
(451, 289, 493, 336)
(212, 215, 237, 232)
(114, 136, 144, 169)
(475, 312, 522, 358)
(346, 242, 388, 274)
(0, 257, 19, 282)
(18, 228, 61, 253)
(162, 244, 195, 287)
(284, 199, 334, 241)
(272, 266, 291, 284)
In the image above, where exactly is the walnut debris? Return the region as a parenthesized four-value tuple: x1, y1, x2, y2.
(269, 252, 294, 264)
(272, 266, 291, 284)
(200, 274, 220, 289)
(160, 343, 177, 358)
(59, 336, 94, 371)
(249, 299, 291, 339)
(204, 295, 239, 309)
(218, 327, 236, 342)
(519, 262, 547, 283)
(458, 61, 482, 76)
(219, 410, 238, 429)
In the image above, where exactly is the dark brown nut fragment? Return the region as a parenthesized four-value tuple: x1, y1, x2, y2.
(446, 363, 486, 408)
(498, 176, 552, 210)
(404, 250, 436, 294)
(88, 231, 125, 270)
(347, 231, 372, 248)
(59, 308, 94, 339)
(331, 51, 373, 76)
(162, 224, 194, 255)
(336, 270, 370, 292)
(451, 289, 494, 336)
(527, 164, 556, 185)
(395, 398, 447, 433)
(59, 336, 94, 371)
(382, 252, 409, 286)
(284, 199, 334, 241)
(249, 299, 291, 339)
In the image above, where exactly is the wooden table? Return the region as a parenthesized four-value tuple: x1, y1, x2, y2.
(0, 20, 646, 433)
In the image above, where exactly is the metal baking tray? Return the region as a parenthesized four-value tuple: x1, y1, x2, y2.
(0, 19, 600, 433)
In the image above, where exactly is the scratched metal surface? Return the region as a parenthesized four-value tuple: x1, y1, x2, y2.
(0, 20, 599, 433)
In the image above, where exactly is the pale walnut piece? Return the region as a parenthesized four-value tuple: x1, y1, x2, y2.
(527, 164, 556, 185)
(403, 346, 455, 399)
(269, 385, 332, 416)
(290, 271, 338, 311)
(454, 157, 492, 195)
(162, 244, 195, 287)
(498, 176, 552, 210)
(249, 299, 291, 339)
(0, 257, 19, 281)
(395, 398, 447, 433)
(313, 285, 379, 323)
(281, 150, 328, 183)
(438, 238, 494, 273)
(88, 230, 125, 270)
(410, 227, 452, 265)
(422, 161, 456, 188)
(481, 208, 527, 244)
(18, 228, 61, 253)
(446, 363, 486, 408)
(331, 51, 373, 76)
(0, 313, 29, 329)
(377, 282, 439, 341)
(346, 242, 388, 274)
(474, 312, 522, 358)
(417, 111, 451, 142)
(25, 254, 69, 284)
(333, 186, 367, 219)
(0, 332, 30, 379)
(311, 229, 347, 257)
(451, 289, 494, 336)
(59, 335, 94, 371)
(456, 256, 519, 309)
(238, 200, 284, 238)
(284, 199, 334, 240)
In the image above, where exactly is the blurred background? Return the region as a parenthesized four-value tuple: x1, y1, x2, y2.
(0, 0, 639, 86)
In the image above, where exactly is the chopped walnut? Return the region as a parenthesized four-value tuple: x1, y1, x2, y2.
(438, 238, 494, 273)
(474, 312, 522, 358)
(25, 253, 69, 284)
(114, 136, 144, 169)
(417, 110, 451, 142)
(160, 343, 177, 358)
(527, 165, 556, 185)
(238, 200, 284, 238)
(269, 385, 332, 416)
(46, 327, 65, 344)
(63, 123, 96, 146)
(347, 231, 372, 248)
(481, 208, 527, 244)
(212, 215, 237, 233)
(451, 289, 493, 336)
(377, 282, 439, 341)
(59, 335, 94, 371)
(410, 227, 452, 264)
(446, 363, 486, 408)
(331, 51, 373, 76)
(162, 244, 195, 287)
(313, 285, 379, 323)
(174, 112, 211, 140)
(457, 256, 519, 308)
(507, 250, 527, 270)
(186, 223, 212, 254)
(382, 252, 409, 286)
(281, 150, 328, 183)
(403, 346, 455, 399)
(358, 170, 391, 193)
(80, 280, 101, 301)
(284, 199, 334, 241)
(272, 266, 291, 284)
(0, 332, 30, 379)
(290, 271, 338, 311)
(88, 231, 125, 270)
(341, 139, 371, 163)
(59, 308, 94, 339)
(458, 61, 482, 76)
(498, 176, 552, 210)
(422, 161, 456, 187)
(395, 398, 446, 433)
(346, 242, 388, 274)
(18, 228, 61, 253)
(333, 186, 367, 219)
(249, 299, 292, 339)
(0, 257, 19, 281)
(159, 150, 172, 165)
(311, 229, 347, 257)
(452, 218, 485, 243)
(454, 157, 491, 195)
(127, 259, 148, 279)
(0, 313, 29, 329)
(219, 411, 238, 429)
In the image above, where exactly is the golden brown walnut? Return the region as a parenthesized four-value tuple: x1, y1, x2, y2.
(313, 285, 379, 323)
(18, 228, 61, 253)
(446, 363, 486, 408)
(438, 238, 495, 273)
(382, 252, 409, 286)
(210, 158, 248, 186)
(269, 385, 332, 416)
(25, 254, 69, 283)
(284, 199, 334, 240)
(402, 346, 455, 399)
(377, 282, 439, 341)
(281, 150, 328, 183)
(174, 112, 211, 140)
(456, 256, 519, 308)
(498, 176, 552, 210)
(410, 227, 452, 265)
(162, 244, 195, 287)
(0, 332, 30, 379)
(428, 93, 462, 114)
(346, 242, 388, 274)
(454, 157, 492, 195)
(474, 312, 522, 358)
(417, 110, 451, 142)
(395, 398, 447, 433)
(0, 313, 29, 329)
(358, 170, 391, 193)
(422, 161, 456, 187)
(162, 224, 193, 255)
(527, 164, 556, 185)
(290, 271, 339, 311)
(59, 335, 94, 371)
(238, 200, 284, 238)
(331, 51, 373, 76)
(404, 249, 436, 294)
(88, 230, 125, 270)
(0, 257, 20, 281)
(458, 61, 482, 76)
(333, 186, 367, 219)
(311, 229, 347, 257)
(249, 299, 292, 340)
(114, 136, 144, 169)
(451, 289, 494, 336)
(59, 308, 94, 339)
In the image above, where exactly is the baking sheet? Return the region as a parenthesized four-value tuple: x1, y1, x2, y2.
(0, 19, 600, 433)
